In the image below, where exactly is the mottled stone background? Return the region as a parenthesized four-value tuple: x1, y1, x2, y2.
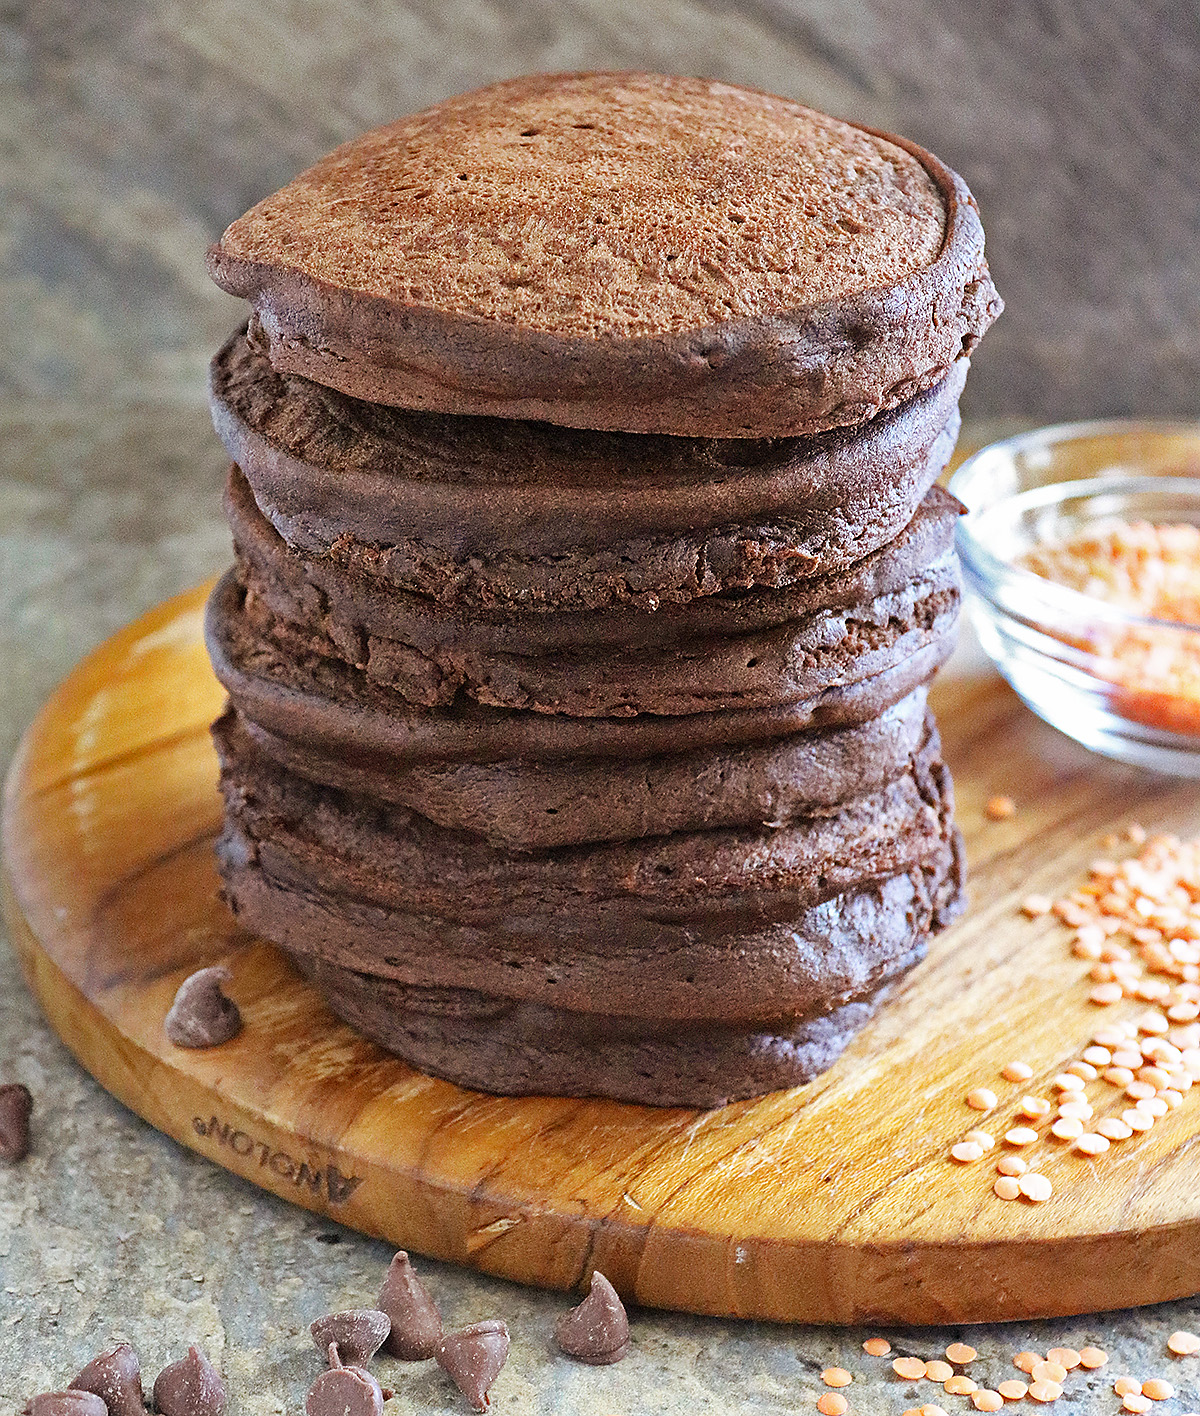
(2, 1, 1200, 1411)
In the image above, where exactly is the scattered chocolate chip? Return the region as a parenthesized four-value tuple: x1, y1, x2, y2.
(554, 1271, 630, 1364)
(164, 968, 242, 1049)
(305, 1344, 384, 1416)
(0, 1082, 33, 1161)
(25, 1394, 108, 1416)
(151, 1346, 225, 1416)
(436, 1321, 509, 1411)
(71, 1342, 145, 1416)
(310, 1310, 390, 1367)
(377, 1250, 442, 1360)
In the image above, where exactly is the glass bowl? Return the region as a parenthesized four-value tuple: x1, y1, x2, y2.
(949, 420, 1200, 775)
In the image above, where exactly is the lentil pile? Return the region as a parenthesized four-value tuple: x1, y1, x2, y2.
(1020, 519, 1200, 735)
(1023, 521, 1200, 627)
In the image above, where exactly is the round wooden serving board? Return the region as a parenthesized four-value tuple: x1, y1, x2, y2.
(4, 583, 1200, 1325)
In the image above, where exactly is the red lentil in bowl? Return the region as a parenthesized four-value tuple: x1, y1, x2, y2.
(949, 421, 1200, 773)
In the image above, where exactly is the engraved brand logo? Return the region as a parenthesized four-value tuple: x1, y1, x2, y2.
(192, 1115, 363, 1204)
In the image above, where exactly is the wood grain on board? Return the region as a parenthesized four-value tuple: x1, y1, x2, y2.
(3, 583, 1200, 1325)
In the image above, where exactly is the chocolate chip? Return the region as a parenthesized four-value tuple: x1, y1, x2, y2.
(554, 1271, 630, 1364)
(25, 1394, 109, 1416)
(310, 1310, 390, 1366)
(151, 1346, 225, 1416)
(305, 1345, 383, 1416)
(0, 1083, 33, 1161)
(70, 1342, 145, 1416)
(436, 1321, 509, 1411)
(377, 1250, 442, 1360)
(164, 968, 242, 1049)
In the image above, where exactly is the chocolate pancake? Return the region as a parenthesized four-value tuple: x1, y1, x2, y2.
(214, 714, 963, 1106)
(207, 73, 1000, 438)
(228, 467, 961, 714)
(212, 707, 961, 1024)
(205, 569, 957, 764)
(204, 569, 957, 775)
(228, 685, 930, 849)
(213, 330, 966, 608)
(297, 967, 890, 1109)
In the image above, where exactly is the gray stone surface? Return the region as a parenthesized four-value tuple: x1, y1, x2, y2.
(2, 402, 1199, 1410)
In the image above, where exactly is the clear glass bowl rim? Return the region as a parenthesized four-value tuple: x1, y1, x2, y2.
(949, 416, 1200, 635)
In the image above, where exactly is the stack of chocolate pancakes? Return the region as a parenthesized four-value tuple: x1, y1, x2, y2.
(204, 73, 1001, 1107)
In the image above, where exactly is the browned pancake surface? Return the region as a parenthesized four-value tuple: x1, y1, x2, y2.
(208, 72, 1000, 436)
(216, 72, 945, 336)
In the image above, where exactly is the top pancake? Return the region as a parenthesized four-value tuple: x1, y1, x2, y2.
(208, 72, 1001, 437)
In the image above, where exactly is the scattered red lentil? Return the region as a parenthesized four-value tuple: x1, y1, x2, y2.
(1078, 1348, 1109, 1369)
(1167, 1330, 1200, 1356)
(1057, 1100, 1093, 1121)
(1022, 896, 1052, 918)
(1091, 982, 1124, 1004)
(996, 1155, 1028, 1176)
(998, 1380, 1030, 1400)
(863, 1338, 892, 1357)
(993, 1176, 1021, 1200)
(1124, 1395, 1152, 1414)
(822, 1368, 852, 1388)
(1004, 1127, 1039, 1147)
(1114, 1378, 1143, 1397)
(986, 796, 1016, 820)
(965, 1130, 996, 1151)
(973, 1393, 1004, 1413)
(985, 829, 1200, 1212)
(920, 1407, 949, 1416)
(1031, 1361, 1068, 1385)
(945, 1376, 978, 1396)
(818, 1393, 848, 1416)
(894, 1358, 927, 1381)
(1142, 1379, 1175, 1401)
(1025, 1166, 1054, 1200)
(924, 1361, 953, 1383)
(946, 1343, 978, 1364)
(1013, 1354, 1041, 1375)
(1045, 1349, 1081, 1371)
(1029, 1379, 1063, 1402)
(967, 1088, 998, 1112)
(951, 1141, 985, 1164)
